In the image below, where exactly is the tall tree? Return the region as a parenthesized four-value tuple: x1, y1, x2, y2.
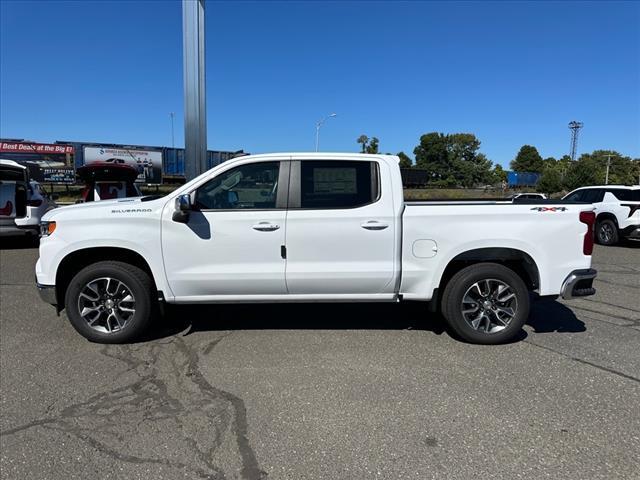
(413, 132, 453, 185)
(397, 151, 412, 168)
(511, 145, 544, 173)
(413, 132, 493, 187)
(366, 137, 379, 154)
(357, 135, 368, 153)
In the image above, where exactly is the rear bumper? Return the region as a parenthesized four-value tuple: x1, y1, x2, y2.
(37, 282, 57, 306)
(620, 225, 640, 239)
(0, 225, 38, 237)
(560, 269, 597, 300)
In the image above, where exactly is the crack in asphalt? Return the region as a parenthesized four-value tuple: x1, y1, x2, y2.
(1, 333, 267, 480)
(524, 340, 640, 384)
(570, 305, 640, 327)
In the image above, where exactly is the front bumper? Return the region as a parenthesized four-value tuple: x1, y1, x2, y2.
(37, 282, 57, 306)
(560, 269, 597, 300)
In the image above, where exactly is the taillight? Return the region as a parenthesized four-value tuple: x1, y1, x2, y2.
(27, 199, 43, 207)
(579, 211, 595, 255)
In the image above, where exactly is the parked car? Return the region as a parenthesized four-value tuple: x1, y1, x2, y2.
(36, 153, 597, 345)
(507, 193, 548, 200)
(0, 159, 56, 237)
(562, 185, 640, 245)
(77, 163, 142, 202)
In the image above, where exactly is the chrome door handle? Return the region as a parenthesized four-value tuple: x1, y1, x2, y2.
(252, 222, 280, 232)
(361, 221, 389, 231)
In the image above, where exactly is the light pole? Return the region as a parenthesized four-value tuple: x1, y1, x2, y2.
(315, 113, 336, 152)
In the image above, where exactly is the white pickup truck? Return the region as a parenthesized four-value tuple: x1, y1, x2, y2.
(36, 153, 597, 344)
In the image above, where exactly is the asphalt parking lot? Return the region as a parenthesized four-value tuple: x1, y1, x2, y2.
(1, 240, 639, 480)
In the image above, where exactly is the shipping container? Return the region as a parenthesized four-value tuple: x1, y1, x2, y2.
(507, 171, 541, 187)
(55, 140, 244, 180)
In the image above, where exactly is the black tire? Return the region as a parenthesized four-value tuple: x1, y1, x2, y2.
(595, 219, 619, 246)
(441, 263, 529, 345)
(64, 261, 154, 343)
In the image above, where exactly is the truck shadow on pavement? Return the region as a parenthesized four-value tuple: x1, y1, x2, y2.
(148, 298, 586, 342)
(149, 302, 449, 341)
(527, 299, 587, 334)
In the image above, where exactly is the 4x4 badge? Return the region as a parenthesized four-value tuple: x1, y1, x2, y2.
(530, 207, 568, 212)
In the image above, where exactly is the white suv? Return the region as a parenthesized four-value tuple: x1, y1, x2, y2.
(563, 185, 640, 245)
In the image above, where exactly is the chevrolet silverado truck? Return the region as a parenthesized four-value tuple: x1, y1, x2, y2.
(36, 153, 597, 344)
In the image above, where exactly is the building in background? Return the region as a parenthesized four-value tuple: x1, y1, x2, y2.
(0, 139, 245, 185)
(0, 140, 76, 183)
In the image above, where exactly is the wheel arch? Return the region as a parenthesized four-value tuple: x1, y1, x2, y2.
(55, 247, 158, 310)
(595, 212, 619, 227)
(436, 247, 540, 301)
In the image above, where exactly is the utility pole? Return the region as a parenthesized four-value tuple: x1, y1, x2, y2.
(183, 0, 207, 180)
(604, 153, 616, 185)
(170, 112, 175, 148)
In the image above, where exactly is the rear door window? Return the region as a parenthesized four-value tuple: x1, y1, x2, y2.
(298, 161, 378, 209)
(580, 189, 604, 203)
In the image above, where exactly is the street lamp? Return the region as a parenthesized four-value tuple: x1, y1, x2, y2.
(315, 113, 337, 152)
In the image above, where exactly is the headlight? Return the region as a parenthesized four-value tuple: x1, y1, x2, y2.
(40, 221, 56, 237)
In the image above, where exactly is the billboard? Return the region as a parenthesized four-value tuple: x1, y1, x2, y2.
(83, 146, 162, 184)
(0, 141, 76, 184)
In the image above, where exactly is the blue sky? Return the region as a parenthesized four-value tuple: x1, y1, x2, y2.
(1, 1, 638, 166)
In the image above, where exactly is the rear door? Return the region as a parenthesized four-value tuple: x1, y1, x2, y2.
(284, 159, 396, 295)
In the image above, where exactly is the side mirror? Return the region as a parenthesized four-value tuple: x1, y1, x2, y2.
(172, 193, 192, 223)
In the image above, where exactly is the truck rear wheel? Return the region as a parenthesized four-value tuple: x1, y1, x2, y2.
(441, 263, 529, 344)
(64, 261, 154, 343)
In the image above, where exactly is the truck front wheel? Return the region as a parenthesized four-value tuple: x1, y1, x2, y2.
(441, 263, 529, 344)
(64, 261, 154, 343)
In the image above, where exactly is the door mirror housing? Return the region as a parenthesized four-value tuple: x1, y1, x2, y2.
(173, 193, 192, 223)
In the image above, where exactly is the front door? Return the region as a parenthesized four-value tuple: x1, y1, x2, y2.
(162, 160, 289, 300)
(284, 159, 397, 295)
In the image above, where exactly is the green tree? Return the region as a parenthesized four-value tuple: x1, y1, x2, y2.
(413, 132, 454, 186)
(537, 167, 563, 195)
(563, 150, 637, 189)
(413, 132, 493, 187)
(492, 164, 507, 183)
(366, 137, 379, 154)
(357, 135, 368, 153)
(397, 151, 412, 168)
(511, 145, 544, 173)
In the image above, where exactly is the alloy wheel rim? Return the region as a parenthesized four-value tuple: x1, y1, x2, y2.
(77, 277, 136, 334)
(600, 224, 613, 242)
(461, 279, 518, 334)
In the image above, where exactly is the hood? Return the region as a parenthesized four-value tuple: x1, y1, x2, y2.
(42, 196, 167, 221)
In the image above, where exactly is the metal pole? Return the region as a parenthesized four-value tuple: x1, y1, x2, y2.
(315, 122, 321, 152)
(314, 113, 336, 152)
(183, 0, 207, 181)
(170, 112, 175, 148)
